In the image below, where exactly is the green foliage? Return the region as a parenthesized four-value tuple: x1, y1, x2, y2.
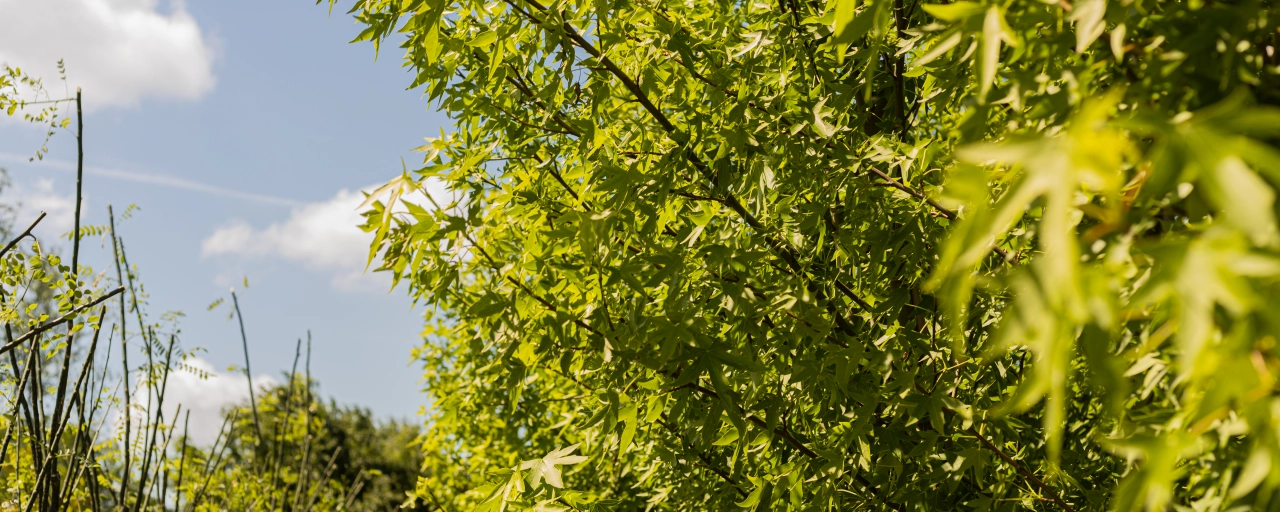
(1, 62, 74, 161)
(341, 0, 1280, 509)
(210, 379, 427, 511)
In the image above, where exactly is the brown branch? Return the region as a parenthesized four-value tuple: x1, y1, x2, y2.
(542, 160, 582, 202)
(656, 418, 747, 498)
(489, 100, 576, 136)
(905, 377, 1076, 512)
(670, 189, 724, 203)
(0, 211, 46, 259)
(71, 90, 84, 276)
(968, 424, 1078, 512)
(501, 64, 582, 137)
(683, 383, 904, 511)
(0, 286, 124, 357)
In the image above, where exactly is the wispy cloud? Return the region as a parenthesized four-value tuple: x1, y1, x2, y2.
(3, 178, 78, 235)
(0, 152, 301, 206)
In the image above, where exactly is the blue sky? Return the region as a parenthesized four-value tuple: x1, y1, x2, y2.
(0, 0, 447, 440)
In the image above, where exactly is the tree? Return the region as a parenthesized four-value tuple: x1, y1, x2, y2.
(211, 379, 427, 511)
(339, 0, 1280, 510)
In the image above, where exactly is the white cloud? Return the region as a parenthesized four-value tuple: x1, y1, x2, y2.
(1, 177, 79, 239)
(129, 356, 278, 446)
(0, 0, 216, 108)
(201, 181, 451, 291)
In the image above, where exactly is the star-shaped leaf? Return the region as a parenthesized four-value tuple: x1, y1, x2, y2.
(520, 444, 588, 489)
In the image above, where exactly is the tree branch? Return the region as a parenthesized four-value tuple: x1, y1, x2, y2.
(0, 286, 124, 357)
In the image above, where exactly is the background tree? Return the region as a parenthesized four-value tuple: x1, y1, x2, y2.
(339, 0, 1280, 510)
(211, 378, 427, 511)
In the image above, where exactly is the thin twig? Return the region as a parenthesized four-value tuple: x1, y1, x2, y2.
(190, 410, 238, 508)
(133, 333, 176, 510)
(968, 424, 1078, 512)
(292, 330, 315, 510)
(0, 286, 124, 356)
(231, 290, 264, 444)
(175, 409, 191, 512)
(71, 89, 83, 276)
(268, 337, 304, 510)
(108, 204, 133, 506)
(0, 211, 46, 259)
(305, 447, 343, 511)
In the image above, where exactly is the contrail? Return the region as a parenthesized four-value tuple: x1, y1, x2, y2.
(0, 152, 303, 207)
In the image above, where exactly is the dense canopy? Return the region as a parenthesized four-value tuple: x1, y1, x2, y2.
(341, 0, 1280, 509)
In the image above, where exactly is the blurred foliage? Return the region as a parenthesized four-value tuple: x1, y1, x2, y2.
(209, 378, 426, 511)
(339, 0, 1280, 510)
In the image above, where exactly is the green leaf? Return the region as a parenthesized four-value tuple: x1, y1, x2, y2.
(1229, 447, 1272, 499)
(735, 479, 764, 508)
(361, 168, 418, 269)
(467, 31, 498, 47)
(829, 0, 874, 61)
(1109, 23, 1126, 61)
(912, 29, 963, 69)
(1071, 0, 1107, 53)
(619, 399, 639, 453)
(978, 7, 1002, 104)
(643, 393, 667, 423)
(521, 445, 589, 489)
(920, 2, 984, 22)
(711, 424, 740, 446)
(1203, 155, 1280, 247)
(812, 96, 836, 138)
